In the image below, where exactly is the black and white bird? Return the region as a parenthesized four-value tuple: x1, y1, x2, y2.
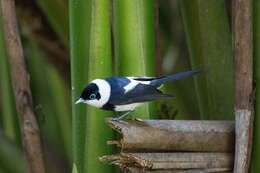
(75, 70, 199, 120)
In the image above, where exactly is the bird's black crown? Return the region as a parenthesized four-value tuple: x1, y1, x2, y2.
(80, 83, 101, 100)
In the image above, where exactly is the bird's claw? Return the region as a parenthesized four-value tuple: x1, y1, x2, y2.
(112, 111, 132, 121)
(111, 117, 121, 122)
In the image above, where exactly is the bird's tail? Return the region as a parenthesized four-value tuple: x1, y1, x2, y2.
(151, 69, 200, 87)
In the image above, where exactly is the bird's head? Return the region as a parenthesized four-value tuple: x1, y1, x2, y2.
(75, 79, 111, 108)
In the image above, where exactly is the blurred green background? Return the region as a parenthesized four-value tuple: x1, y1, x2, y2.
(0, 0, 259, 173)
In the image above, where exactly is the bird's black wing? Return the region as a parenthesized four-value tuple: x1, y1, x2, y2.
(150, 70, 200, 87)
(109, 83, 173, 105)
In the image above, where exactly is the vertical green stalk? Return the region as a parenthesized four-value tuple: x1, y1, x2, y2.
(0, 13, 19, 143)
(113, 0, 156, 119)
(37, 0, 69, 46)
(250, 1, 260, 172)
(180, 0, 234, 120)
(69, 0, 91, 172)
(84, 1, 114, 173)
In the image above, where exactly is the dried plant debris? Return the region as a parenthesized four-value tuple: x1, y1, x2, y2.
(106, 119, 235, 152)
(127, 168, 231, 173)
(100, 152, 233, 172)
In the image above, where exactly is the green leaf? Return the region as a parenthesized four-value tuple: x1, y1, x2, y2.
(26, 41, 73, 171)
(47, 65, 72, 162)
(250, 0, 260, 172)
(69, 0, 92, 172)
(0, 133, 26, 173)
(84, 0, 114, 173)
(180, 0, 234, 120)
(72, 163, 78, 173)
(0, 12, 20, 143)
(113, 0, 156, 119)
(37, 0, 69, 46)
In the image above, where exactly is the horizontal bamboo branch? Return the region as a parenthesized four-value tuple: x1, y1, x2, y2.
(128, 168, 231, 173)
(100, 152, 233, 172)
(106, 119, 235, 152)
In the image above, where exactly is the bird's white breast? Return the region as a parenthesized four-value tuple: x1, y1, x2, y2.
(86, 79, 111, 108)
(114, 103, 142, 112)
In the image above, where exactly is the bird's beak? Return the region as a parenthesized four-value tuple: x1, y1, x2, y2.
(75, 98, 84, 104)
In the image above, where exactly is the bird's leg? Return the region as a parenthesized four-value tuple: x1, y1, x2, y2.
(112, 111, 133, 121)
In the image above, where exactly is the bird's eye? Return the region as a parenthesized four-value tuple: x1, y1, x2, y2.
(89, 93, 96, 100)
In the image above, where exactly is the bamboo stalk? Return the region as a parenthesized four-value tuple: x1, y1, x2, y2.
(113, 0, 156, 119)
(84, 0, 114, 173)
(153, 0, 161, 76)
(69, 0, 91, 171)
(100, 152, 233, 171)
(0, 0, 46, 172)
(106, 119, 234, 152)
(232, 0, 254, 172)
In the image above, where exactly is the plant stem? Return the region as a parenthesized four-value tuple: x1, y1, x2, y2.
(113, 0, 156, 119)
(0, 16, 19, 143)
(251, 0, 260, 172)
(69, 0, 91, 172)
(0, 0, 46, 172)
(84, 0, 114, 173)
(232, 0, 253, 172)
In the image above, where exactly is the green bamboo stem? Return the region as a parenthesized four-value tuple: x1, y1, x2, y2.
(113, 0, 156, 119)
(84, 0, 114, 173)
(0, 14, 19, 143)
(37, 0, 69, 46)
(69, 0, 92, 172)
(250, 0, 260, 172)
(0, 132, 26, 173)
(180, 0, 234, 120)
